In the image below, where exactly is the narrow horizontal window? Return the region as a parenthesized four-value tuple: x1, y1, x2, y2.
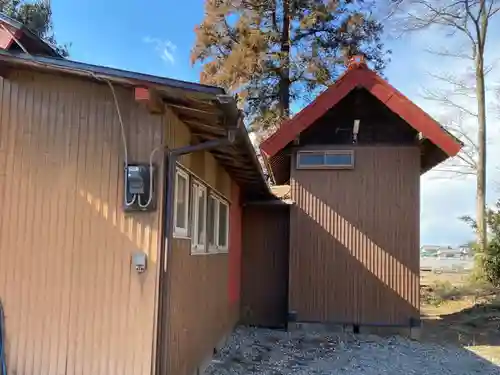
(325, 152, 353, 166)
(297, 153, 324, 166)
(296, 150, 354, 169)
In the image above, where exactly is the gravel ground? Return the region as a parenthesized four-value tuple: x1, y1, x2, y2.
(204, 326, 499, 375)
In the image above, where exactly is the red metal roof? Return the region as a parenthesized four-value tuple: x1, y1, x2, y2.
(260, 56, 462, 158)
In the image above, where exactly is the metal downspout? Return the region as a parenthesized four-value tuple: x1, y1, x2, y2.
(156, 129, 238, 375)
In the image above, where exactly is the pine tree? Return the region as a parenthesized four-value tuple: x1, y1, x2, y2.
(0, 0, 69, 56)
(192, 0, 389, 130)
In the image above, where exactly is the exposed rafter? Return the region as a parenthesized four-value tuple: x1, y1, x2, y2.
(135, 87, 164, 114)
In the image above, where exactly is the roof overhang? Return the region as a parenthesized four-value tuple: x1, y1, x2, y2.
(0, 50, 271, 200)
(260, 57, 462, 178)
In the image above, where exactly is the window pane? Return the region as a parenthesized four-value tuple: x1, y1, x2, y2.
(175, 173, 187, 229)
(197, 188, 206, 246)
(325, 153, 352, 166)
(218, 202, 228, 248)
(208, 196, 216, 247)
(298, 153, 324, 166)
(191, 185, 197, 241)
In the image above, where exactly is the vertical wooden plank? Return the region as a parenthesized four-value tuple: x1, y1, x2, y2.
(240, 205, 289, 327)
(158, 108, 240, 375)
(290, 145, 420, 325)
(0, 70, 162, 375)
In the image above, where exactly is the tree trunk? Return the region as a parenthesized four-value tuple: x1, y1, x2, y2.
(476, 63, 487, 251)
(475, 3, 488, 252)
(279, 0, 290, 119)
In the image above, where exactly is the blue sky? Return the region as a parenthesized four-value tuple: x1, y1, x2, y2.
(52, 0, 206, 81)
(51, 0, 417, 94)
(50, 0, 500, 247)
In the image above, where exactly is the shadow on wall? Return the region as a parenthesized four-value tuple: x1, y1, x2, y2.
(78, 188, 160, 263)
(291, 184, 419, 325)
(240, 205, 290, 328)
(0, 73, 162, 375)
(1, 178, 160, 375)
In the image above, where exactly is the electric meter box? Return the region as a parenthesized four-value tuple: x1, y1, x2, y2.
(123, 163, 156, 212)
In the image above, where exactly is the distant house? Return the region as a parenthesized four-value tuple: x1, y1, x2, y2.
(420, 245, 473, 258)
(420, 245, 442, 257)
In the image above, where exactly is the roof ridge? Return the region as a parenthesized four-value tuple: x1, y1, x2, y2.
(260, 62, 461, 159)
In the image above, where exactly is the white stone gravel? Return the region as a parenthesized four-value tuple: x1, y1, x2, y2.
(204, 326, 499, 375)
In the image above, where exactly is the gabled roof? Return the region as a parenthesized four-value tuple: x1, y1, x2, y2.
(0, 12, 61, 58)
(260, 56, 462, 159)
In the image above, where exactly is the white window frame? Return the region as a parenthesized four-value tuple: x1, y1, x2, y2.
(191, 182, 207, 253)
(173, 168, 190, 237)
(208, 194, 230, 253)
(217, 199, 229, 252)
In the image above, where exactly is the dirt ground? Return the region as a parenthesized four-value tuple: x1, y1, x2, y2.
(419, 271, 500, 364)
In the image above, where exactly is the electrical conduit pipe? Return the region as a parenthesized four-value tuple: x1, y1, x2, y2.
(0, 299, 7, 375)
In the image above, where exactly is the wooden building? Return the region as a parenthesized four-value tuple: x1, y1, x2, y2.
(0, 14, 268, 375)
(0, 14, 462, 375)
(247, 56, 462, 329)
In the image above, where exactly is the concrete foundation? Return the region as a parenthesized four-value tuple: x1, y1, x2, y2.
(288, 322, 422, 341)
(194, 329, 233, 375)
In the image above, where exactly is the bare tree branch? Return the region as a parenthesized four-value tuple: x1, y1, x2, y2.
(424, 47, 474, 60)
(423, 89, 479, 117)
(489, 5, 500, 17)
(395, 0, 499, 253)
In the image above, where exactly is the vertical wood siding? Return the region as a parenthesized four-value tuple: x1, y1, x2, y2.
(228, 182, 242, 305)
(161, 239, 238, 375)
(290, 146, 420, 326)
(0, 70, 167, 375)
(157, 109, 238, 375)
(241, 205, 290, 328)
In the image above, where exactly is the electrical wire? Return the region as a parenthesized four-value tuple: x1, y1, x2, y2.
(103, 78, 137, 206)
(138, 145, 167, 209)
(5, 29, 152, 209)
(0, 299, 7, 375)
(104, 77, 166, 209)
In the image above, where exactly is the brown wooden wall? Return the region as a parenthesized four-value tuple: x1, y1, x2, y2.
(0, 70, 166, 375)
(159, 239, 238, 375)
(240, 205, 289, 328)
(290, 146, 420, 326)
(157, 109, 239, 375)
(0, 68, 239, 375)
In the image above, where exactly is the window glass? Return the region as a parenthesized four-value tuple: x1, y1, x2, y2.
(218, 201, 228, 248)
(298, 153, 324, 166)
(175, 171, 188, 230)
(325, 153, 352, 166)
(297, 151, 354, 169)
(208, 195, 216, 247)
(197, 187, 206, 246)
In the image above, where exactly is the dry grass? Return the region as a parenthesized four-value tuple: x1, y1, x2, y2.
(420, 272, 500, 364)
(420, 271, 471, 287)
(421, 278, 495, 306)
